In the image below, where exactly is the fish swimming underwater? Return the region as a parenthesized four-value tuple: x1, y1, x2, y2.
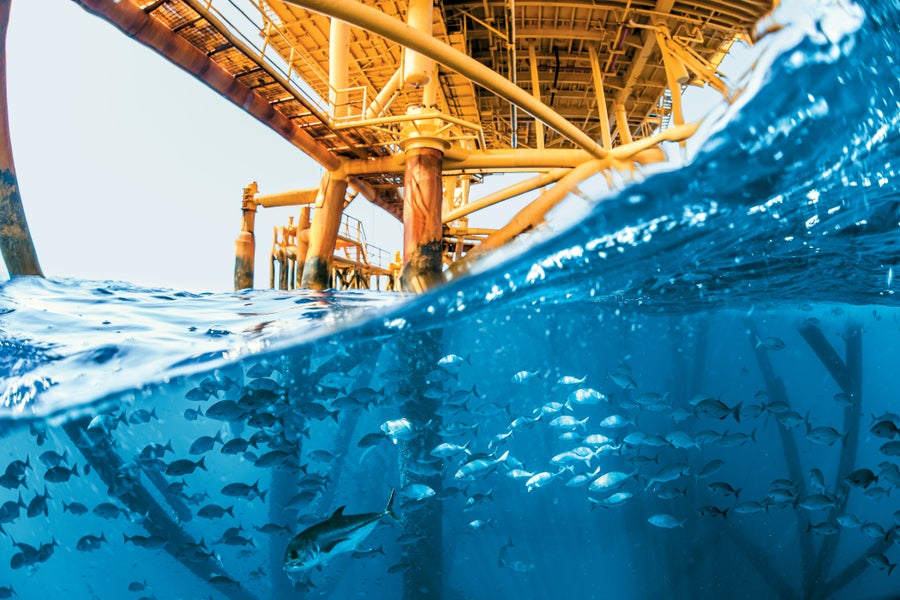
(283, 490, 400, 574)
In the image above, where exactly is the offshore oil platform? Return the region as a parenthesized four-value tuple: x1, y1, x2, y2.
(0, 0, 777, 293)
(0, 2, 784, 599)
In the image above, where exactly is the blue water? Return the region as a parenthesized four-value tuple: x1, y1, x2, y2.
(2, 1, 900, 598)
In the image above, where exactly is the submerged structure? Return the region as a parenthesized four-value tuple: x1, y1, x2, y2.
(0, 0, 776, 291)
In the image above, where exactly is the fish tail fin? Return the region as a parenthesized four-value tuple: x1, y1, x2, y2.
(150, 408, 158, 420)
(197, 456, 207, 471)
(385, 489, 401, 524)
(330, 410, 340, 425)
(259, 489, 269, 504)
(890, 563, 897, 576)
(733, 402, 743, 423)
(736, 488, 742, 500)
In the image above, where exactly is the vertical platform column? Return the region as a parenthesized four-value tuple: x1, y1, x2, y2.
(0, 0, 42, 278)
(234, 182, 257, 290)
(401, 142, 445, 292)
(300, 171, 347, 290)
(294, 206, 310, 287)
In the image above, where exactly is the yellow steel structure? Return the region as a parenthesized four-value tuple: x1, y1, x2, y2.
(71, 0, 777, 290)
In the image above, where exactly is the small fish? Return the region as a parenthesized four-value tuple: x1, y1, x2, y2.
(598, 415, 634, 429)
(437, 354, 468, 373)
(607, 370, 637, 389)
(380, 418, 424, 443)
(798, 494, 836, 511)
(221, 480, 267, 502)
(645, 463, 690, 489)
(127, 580, 148, 592)
(283, 490, 400, 572)
(807, 521, 838, 536)
(861, 522, 888, 539)
(809, 468, 826, 493)
(63, 501, 89, 515)
(357, 432, 387, 449)
(665, 431, 698, 450)
(204, 400, 246, 422)
(220, 437, 256, 455)
(525, 471, 562, 492)
(76, 532, 108, 552)
(697, 459, 725, 479)
(189, 432, 224, 455)
(27, 486, 52, 517)
(845, 468, 878, 489)
(566, 388, 607, 409)
(589, 471, 632, 493)
(510, 370, 539, 383)
(836, 513, 861, 528)
(400, 484, 435, 501)
(806, 423, 844, 446)
(431, 441, 471, 459)
(871, 420, 899, 439)
(165, 457, 206, 476)
(755, 336, 785, 351)
(557, 375, 587, 385)
(696, 506, 728, 519)
(548, 415, 589, 431)
(707, 482, 741, 499)
(38, 450, 68, 468)
(694, 398, 741, 421)
(197, 504, 235, 519)
(93, 502, 126, 520)
(865, 552, 897, 575)
(880, 441, 900, 456)
(128, 408, 158, 424)
(733, 501, 768, 515)
(44, 463, 79, 483)
(454, 451, 509, 481)
(648, 514, 684, 528)
(589, 492, 633, 509)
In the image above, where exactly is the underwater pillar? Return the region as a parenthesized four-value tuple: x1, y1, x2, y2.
(400, 138, 445, 292)
(234, 182, 257, 290)
(399, 328, 443, 600)
(300, 170, 347, 290)
(0, 0, 42, 278)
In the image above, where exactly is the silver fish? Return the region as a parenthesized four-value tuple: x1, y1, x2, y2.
(283, 490, 399, 573)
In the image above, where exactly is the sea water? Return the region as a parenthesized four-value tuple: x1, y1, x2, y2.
(1, 0, 899, 598)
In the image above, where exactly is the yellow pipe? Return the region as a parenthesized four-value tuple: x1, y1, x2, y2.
(364, 67, 402, 119)
(255, 188, 319, 208)
(281, 0, 609, 159)
(614, 103, 633, 145)
(527, 44, 544, 150)
(471, 158, 609, 255)
(588, 45, 611, 150)
(330, 18, 350, 119)
(441, 168, 569, 224)
(404, 0, 434, 88)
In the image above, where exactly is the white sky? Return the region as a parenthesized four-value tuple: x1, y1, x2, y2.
(2, 0, 743, 292)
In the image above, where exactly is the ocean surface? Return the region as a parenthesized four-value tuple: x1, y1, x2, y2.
(2, 0, 899, 598)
